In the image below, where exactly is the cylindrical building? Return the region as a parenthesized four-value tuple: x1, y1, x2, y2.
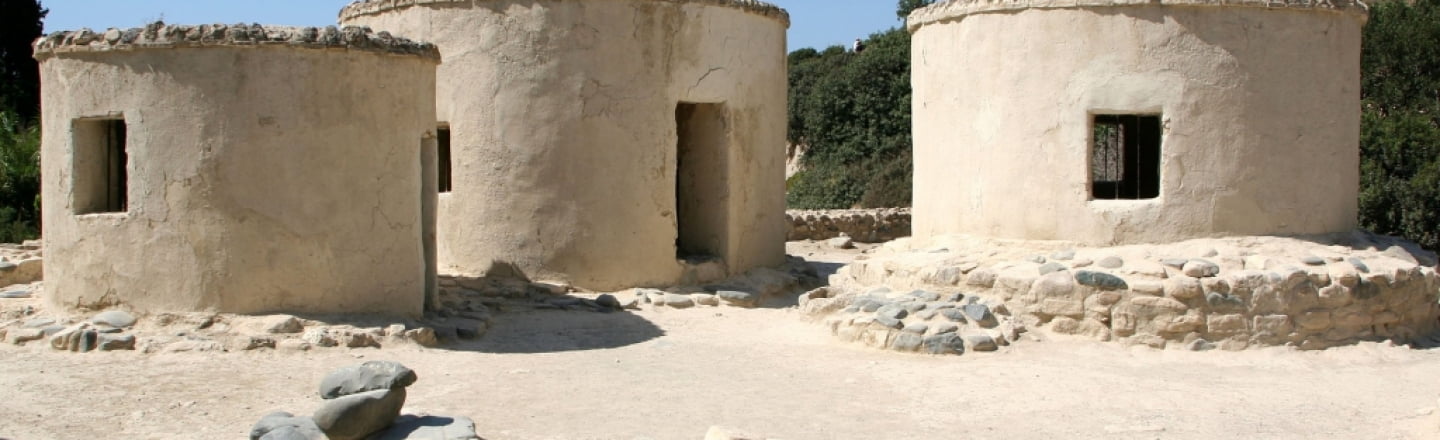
(35, 24, 441, 316)
(909, 0, 1366, 245)
(340, 0, 790, 290)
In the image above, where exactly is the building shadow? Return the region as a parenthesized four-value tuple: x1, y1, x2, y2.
(441, 307, 665, 354)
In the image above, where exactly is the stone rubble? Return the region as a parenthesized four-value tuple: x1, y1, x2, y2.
(801, 285, 1027, 356)
(825, 233, 1440, 351)
(787, 208, 911, 243)
(250, 361, 480, 440)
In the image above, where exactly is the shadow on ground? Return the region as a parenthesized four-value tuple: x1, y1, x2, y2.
(441, 308, 665, 354)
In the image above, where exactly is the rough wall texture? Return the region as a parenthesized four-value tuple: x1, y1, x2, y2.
(38, 32, 438, 316)
(826, 233, 1440, 351)
(909, 4, 1365, 245)
(786, 209, 911, 243)
(342, 0, 789, 290)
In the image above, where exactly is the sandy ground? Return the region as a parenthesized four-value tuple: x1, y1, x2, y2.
(1, 243, 1439, 440)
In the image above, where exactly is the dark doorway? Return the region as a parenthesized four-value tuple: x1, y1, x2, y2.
(437, 124, 452, 194)
(675, 102, 729, 261)
(1091, 114, 1161, 200)
(73, 117, 128, 214)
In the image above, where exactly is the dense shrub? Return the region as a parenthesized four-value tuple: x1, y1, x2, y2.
(1358, 0, 1440, 249)
(0, 111, 39, 242)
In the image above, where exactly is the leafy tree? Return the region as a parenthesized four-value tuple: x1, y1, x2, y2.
(1358, 0, 1440, 249)
(0, 111, 39, 242)
(0, 0, 48, 121)
(897, 0, 936, 20)
(787, 28, 913, 208)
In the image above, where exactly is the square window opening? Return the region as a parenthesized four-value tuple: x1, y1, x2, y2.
(73, 118, 128, 214)
(437, 124, 452, 194)
(1091, 114, 1161, 200)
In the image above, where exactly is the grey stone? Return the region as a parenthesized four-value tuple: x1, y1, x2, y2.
(1182, 260, 1220, 278)
(98, 333, 136, 351)
(1026, 255, 1047, 264)
(319, 361, 418, 399)
(595, 294, 621, 309)
(251, 411, 327, 440)
(1186, 339, 1216, 351)
(369, 415, 481, 440)
(0, 261, 16, 272)
(876, 305, 908, 320)
(313, 388, 407, 440)
(1038, 262, 1068, 276)
(964, 334, 999, 352)
(1301, 256, 1326, 266)
(1098, 256, 1124, 269)
(933, 323, 960, 335)
(902, 323, 929, 334)
(1161, 258, 1189, 268)
(828, 235, 854, 249)
(889, 332, 923, 352)
(21, 317, 55, 328)
(941, 292, 964, 302)
(1050, 250, 1076, 261)
(961, 304, 999, 328)
(907, 290, 941, 302)
(1205, 292, 1245, 310)
(90, 310, 137, 328)
(872, 315, 903, 329)
(690, 293, 720, 307)
(922, 333, 965, 355)
(915, 310, 938, 320)
(924, 301, 957, 311)
(714, 290, 760, 307)
(1347, 257, 1370, 273)
(901, 302, 927, 313)
(0, 290, 31, 299)
(858, 300, 884, 313)
(7, 327, 43, 345)
(940, 308, 968, 323)
(264, 316, 304, 334)
(50, 324, 98, 352)
(1074, 270, 1128, 290)
(303, 329, 338, 347)
(661, 293, 694, 308)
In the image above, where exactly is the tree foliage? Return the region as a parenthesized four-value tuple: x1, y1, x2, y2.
(1359, 0, 1440, 249)
(0, 111, 39, 242)
(786, 27, 913, 209)
(0, 0, 48, 121)
(897, 0, 937, 20)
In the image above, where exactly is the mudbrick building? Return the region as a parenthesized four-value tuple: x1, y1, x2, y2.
(35, 24, 441, 316)
(340, 0, 791, 290)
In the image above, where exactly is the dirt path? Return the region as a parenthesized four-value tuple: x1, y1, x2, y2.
(2, 303, 1439, 440)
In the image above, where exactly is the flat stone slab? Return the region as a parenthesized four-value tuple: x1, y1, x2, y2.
(319, 361, 417, 399)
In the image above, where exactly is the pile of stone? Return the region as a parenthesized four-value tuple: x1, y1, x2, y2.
(2, 309, 137, 351)
(826, 234, 1440, 350)
(441, 259, 816, 313)
(800, 286, 1024, 355)
(786, 208, 911, 243)
(250, 361, 479, 440)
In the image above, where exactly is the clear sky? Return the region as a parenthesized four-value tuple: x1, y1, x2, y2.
(39, 1, 902, 52)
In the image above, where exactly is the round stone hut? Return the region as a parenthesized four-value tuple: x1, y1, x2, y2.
(35, 24, 441, 316)
(340, 0, 790, 290)
(908, 0, 1367, 245)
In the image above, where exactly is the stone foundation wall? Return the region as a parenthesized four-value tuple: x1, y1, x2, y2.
(823, 234, 1440, 351)
(786, 209, 911, 243)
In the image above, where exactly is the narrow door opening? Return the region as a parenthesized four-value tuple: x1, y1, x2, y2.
(675, 102, 729, 262)
(73, 117, 128, 214)
(1091, 114, 1161, 200)
(420, 135, 439, 311)
(437, 124, 452, 194)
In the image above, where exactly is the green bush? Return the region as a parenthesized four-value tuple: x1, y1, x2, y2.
(1358, 0, 1440, 249)
(786, 28, 914, 209)
(0, 110, 39, 242)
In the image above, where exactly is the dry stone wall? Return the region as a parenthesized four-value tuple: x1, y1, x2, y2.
(33, 22, 439, 59)
(818, 233, 1440, 351)
(786, 209, 911, 243)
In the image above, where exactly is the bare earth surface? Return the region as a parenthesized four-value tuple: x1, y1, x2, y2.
(1, 243, 1438, 440)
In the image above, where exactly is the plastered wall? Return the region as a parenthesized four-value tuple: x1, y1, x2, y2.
(36, 26, 439, 316)
(909, 1, 1366, 245)
(342, 0, 789, 289)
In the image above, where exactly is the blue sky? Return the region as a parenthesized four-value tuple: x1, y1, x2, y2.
(40, 1, 901, 52)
